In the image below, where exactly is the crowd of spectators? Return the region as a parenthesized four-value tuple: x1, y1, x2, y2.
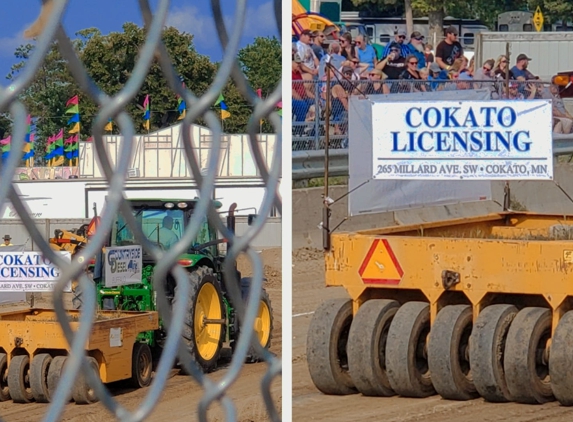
(292, 27, 573, 147)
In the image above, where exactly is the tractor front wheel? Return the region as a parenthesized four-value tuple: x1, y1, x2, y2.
(174, 266, 225, 373)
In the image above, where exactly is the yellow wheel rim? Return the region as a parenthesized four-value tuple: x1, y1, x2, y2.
(194, 282, 222, 361)
(255, 299, 271, 348)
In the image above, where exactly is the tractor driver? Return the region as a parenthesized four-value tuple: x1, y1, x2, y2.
(153, 216, 179, 249)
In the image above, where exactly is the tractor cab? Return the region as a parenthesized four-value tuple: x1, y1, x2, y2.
(110, 199, 221, 261)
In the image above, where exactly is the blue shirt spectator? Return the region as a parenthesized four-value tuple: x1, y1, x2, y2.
(381, 29, 411, 59)
(355, 35, 377, 72)
(406, 31, 426, 69)
(427, 62, 448, 91)
(510, 54, 537, 80)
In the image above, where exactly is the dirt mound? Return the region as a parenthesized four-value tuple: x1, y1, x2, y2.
(237, 248, 282, 289)
(292, 247, 324, 262)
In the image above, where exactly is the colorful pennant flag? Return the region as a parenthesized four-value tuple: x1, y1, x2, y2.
(177, 76, 186, 121)
(215, 93, 231, 120)
(64, 95, 80, 165)
(68, 122, 80, 134)
(66, 95, 79, 107)
(214, 93, 224, 107)
(143, 95, 150, 131)
(1, 136, 10, 162)
(46, 129, 64, 165)
(65, 134, 80, 159)
(23, 115, 35, 165)
(104, 119, 113, 132)
(220, 101, 231, 120)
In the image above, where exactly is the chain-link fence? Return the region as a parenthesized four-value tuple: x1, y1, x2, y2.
(292, 79, 566, 151)
(0, 1, 281, 421)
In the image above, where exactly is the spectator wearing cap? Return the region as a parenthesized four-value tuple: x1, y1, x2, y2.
(427, 62, 448, 91)
(296, 30, 319, 77)
(406, 31, 426, 69)
(296, 29, 320, 98)
(381, 28, 410, 59)
(456, 72, 474, 90)
(511, 54, 537, 80)
(1, 235, 12, 247)
(354, 35, 377, 76)
(376, 44, 406, 80)
(435, 26, 464, 71)
(338, 59, 361, 81)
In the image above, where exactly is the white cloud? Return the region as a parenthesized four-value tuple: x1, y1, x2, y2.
(166, 2, 278, 50)
(0, 25, 30, 58)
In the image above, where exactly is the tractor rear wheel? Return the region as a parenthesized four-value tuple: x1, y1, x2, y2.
(245, 287, 273, 363)
(174, 266, 225, 373)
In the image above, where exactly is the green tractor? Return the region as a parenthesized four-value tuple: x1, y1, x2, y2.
(84, 198, 273, 373)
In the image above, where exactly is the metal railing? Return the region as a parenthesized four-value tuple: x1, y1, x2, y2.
(292, 79, 572, 151)
(0, 1, 281, 421)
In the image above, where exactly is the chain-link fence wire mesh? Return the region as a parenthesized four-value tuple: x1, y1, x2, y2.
(0, 1, 281, 421)
(292, 79, 564, 151)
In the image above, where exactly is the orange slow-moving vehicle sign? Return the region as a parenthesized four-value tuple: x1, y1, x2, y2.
(358, 239, 404, 285)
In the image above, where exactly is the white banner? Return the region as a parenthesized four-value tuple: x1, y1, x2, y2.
(104, 245, 142, 287)
(0, 251, 71, 292)
(372, 100, 553, 180)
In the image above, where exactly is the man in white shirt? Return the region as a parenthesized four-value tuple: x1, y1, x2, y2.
(297, 29, 320, 98)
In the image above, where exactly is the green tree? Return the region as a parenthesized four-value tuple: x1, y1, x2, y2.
(7, 24, 280, 162)
(0, 114, 11, 139)
(540, 0, 573, 26)
(241, 36, 281, 133)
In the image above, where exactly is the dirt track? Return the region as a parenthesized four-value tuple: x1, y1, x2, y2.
(292, 247, 573, 421)
(0, 249, 282, 422)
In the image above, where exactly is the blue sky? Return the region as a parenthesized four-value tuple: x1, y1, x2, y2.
(0, 0, 280, 80)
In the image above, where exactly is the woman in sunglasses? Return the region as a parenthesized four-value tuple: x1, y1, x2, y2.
(339, 32, 358, 62)
(398, 54, 426, 92)
(362, 69, 390, 95)
(493, 55, 514, 80)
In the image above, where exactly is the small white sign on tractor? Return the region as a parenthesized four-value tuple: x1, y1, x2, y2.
(104, 245, 143, 288)
(371, 100, 553, 181)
